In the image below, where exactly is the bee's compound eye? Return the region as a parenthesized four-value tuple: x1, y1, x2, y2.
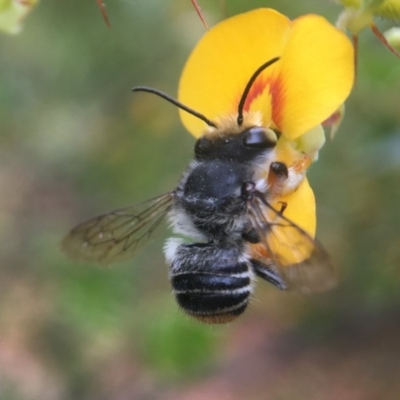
(195, 136, 213, 157)
(242, 127, 277, 149)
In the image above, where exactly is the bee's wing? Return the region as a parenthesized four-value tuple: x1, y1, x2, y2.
(61, 192, 174, 265)
(247, 197, 337, 293)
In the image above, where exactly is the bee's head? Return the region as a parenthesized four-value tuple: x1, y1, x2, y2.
(194, 126, 277, 162)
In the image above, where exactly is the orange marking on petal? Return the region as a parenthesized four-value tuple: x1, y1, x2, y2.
(322, 110, 340, 128)
(242, 77, 272, 112)
(178, 9, 291, 137)
(270, 77, 285, 130)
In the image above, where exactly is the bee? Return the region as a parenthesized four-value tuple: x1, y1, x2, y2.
(62, 57, 337, 324)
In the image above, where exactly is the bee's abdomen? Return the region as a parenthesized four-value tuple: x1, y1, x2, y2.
(166, 241, 253, 323)
(173, 272, 251, 323)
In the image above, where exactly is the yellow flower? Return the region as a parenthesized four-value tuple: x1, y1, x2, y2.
(178, 8, 354, 243)
(179, 8, 354, 141)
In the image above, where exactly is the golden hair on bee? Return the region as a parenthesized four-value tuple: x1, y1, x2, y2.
(203, 111, 264, 139)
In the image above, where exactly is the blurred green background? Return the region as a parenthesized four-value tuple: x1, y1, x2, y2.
(0, 0, 400, 399)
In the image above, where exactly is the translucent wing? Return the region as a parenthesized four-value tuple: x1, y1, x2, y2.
(61, 193, 174, 265)
(248, 196, 337, 293)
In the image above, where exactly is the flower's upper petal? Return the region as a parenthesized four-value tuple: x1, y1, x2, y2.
(178, 8, 290, 137)
(179, 9, 354, 140)
(272, 15, 354, 139)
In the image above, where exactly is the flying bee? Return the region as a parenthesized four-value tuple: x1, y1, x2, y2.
(62, 57, 337, 324)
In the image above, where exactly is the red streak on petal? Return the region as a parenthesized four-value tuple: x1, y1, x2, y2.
(242, 76, 272, 112)
(322, 111, 340, 127)
(270, 76, 285, 129)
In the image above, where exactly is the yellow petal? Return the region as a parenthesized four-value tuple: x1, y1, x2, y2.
(178, 8, 291, 137)
(273, 15, 354, 140)
(275, 125, 326, 163)
(270, 177, 316, 238)
(254, 142, 316, 264)
(250, 177, 316, 267)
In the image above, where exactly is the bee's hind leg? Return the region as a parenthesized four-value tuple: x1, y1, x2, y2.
(250, 259, 287, 290)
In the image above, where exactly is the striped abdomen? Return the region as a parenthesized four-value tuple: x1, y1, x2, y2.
(166, 241, 253, 323)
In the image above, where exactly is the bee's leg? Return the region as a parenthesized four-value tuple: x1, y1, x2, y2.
(268, 162, 289, 186)
(267, 162, 289, 198)
(241, 228, 260, 243)
(277, 201, 287, 214)
(250, 259, 287, 290)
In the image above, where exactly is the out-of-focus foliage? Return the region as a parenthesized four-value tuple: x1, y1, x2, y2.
(336, 0, 400, 58)
(385, 26, 400, 49)
(0, 0, 399, 399)
(0, 0, 38, 34)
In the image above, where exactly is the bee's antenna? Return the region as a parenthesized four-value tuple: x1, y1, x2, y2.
(132, 86, 218, 128)
(237, 57, 280, 126)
